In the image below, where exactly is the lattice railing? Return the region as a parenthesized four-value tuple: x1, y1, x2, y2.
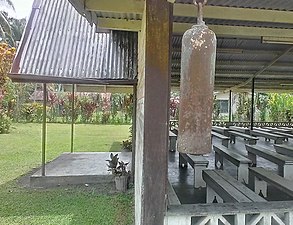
(165, 201, 293, 225)
(169, 120, 293, 129)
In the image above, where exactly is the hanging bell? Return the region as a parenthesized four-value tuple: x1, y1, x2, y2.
(177, 0, 216, 155)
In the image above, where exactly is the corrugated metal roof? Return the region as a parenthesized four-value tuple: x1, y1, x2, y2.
(11, 0, 138, 83)
(171, 35, 293, 90)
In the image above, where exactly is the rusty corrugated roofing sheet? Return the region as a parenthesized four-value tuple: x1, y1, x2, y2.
(11, 0, 138, 83)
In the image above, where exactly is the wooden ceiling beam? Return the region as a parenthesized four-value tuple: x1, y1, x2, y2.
(97, 18, 293, 38)
(85, 0, 293, 25)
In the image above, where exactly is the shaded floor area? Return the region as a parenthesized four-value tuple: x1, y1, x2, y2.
(168, 136, 293, 204)
(30, 152, 132, 187)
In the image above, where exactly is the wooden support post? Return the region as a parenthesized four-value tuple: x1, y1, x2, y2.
(229, 90, 232, 123)
(250, 78, 255, 130)
(41, 83, 47, 176)
(135, 0, 172, 224)
(70, 84, 75, 153)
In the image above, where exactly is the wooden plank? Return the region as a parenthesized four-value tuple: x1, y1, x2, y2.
(135, 0, 172, 224)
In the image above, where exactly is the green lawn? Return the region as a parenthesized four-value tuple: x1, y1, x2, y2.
(0, 123, 133, 225)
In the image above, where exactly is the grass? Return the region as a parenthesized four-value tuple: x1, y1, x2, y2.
(0, 123, 133, 225)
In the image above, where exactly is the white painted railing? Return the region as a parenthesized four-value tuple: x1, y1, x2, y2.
(165, 202, 293, 225)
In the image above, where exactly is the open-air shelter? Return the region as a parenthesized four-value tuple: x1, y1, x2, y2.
(9, 0, 293, 224)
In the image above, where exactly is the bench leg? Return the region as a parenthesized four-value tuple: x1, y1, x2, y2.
(206, 186, 223, 203)
(230, 135, 235, 144)
(215, 152, 223, 170)
(193, 163, 208, 188)
(169, 137, 177, 152)
(265, 137, 270, 142)
(248, 152, 257, 167)
(222, 139, 228, 148)
(274, 139, 284, 144)
(249, 173, 267, 198)
(234, 214, 246, 225)
(237, 164, 249, 184)
(179, 153, 188, 168)
(281, 164, 293, 180)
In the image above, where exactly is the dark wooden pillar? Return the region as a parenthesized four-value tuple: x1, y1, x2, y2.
(250, 78, 255, 130)
(135, 0, 172, 224)
(229, 90, 232, 122)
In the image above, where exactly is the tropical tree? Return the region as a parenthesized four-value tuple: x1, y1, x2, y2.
(0, 0, 15, 45)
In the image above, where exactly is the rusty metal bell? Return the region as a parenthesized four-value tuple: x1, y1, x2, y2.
(177, 0, 216, 155)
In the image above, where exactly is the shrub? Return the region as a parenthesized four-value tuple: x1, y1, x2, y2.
(0, 110, 11, 134)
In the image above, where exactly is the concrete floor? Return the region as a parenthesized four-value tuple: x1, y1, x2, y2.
(30, 152, 132, 187)
(30, 136, 293, 203)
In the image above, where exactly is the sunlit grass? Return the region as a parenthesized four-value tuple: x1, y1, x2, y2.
(0, 123, 133, 225)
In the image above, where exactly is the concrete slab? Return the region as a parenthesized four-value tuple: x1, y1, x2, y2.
(30, 152, 132, 187)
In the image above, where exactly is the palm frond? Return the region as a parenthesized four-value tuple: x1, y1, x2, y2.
(0, 0, 15, 11)
(0, 11, 11, 35)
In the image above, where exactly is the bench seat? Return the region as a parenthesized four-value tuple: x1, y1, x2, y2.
(250, 130, 285, 144)
(213, 144, 251, 183)
(211, 131, 230, 147)
(212, 126, 229, 136)
(274, 144, 293, 157)
(179, 153, 209, 188)
(245, 144, 293, 180)
(203, 170, 266, 203)
(249, 167, 293, 198)
(229, 130, 258, 145)
(229, 126, 250, 134)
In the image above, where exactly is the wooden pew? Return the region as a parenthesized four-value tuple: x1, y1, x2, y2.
(213, 144, 251, 183)
(211, 131, 230, 147)
(203, 170, 266, 203)
(274, 144, 293, 157)
(229, 126, 250, 135)
(250, 130, 285, 144)
(179, 153, 209, 188)
(212, 126, 229, 136)
(245, 144, 293, 180)
(249, 167, 293, 198)
(229, 130, 258, 145)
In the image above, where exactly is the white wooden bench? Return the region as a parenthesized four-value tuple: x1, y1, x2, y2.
(213, 144, 251, 183)
(245, 144, 293, 180)
(169, 130, 177, 152)
(229, 126, 250, 134)
(203, 169, 266, 203)
(179, 153, 209, 188)
(264, 127, 293, 134)
(274, 144, 293, 157)
(229, 130, 258, 145)
(271, 131, 293, 141)
(249, 167, 293, 198)
(211, 131, 230, 147)
(250, 130, 285, 144)
(212, 126, 229, 136)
